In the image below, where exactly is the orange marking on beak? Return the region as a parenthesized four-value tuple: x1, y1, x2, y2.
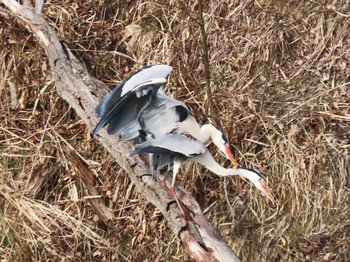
(260, 179, 272, 200)
(225, 145, 238, 168)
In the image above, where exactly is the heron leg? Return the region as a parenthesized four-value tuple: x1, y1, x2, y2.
(168, 161, 195, 222)
(170, 185, 195, 222)
(149, 153, 158, 182)
(160, 176, 196, 223)
(160, 170, 169, 189)
(160, 157, 172, 188)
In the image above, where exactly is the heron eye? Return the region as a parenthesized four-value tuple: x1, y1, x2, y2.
(221, 133, 229, 143)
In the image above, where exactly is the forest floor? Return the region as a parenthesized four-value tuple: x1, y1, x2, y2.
(1, 1, 349, 261)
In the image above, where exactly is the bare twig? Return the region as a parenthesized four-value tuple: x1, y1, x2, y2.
(197, 0, 223, 131)
(68, 149, 116, 225)
(7, 80, 18, 109)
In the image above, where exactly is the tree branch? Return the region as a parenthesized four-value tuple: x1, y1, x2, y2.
(0, 1, 240, 261)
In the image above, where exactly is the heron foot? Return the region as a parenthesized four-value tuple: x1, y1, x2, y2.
(160, 175, 198, 224)
(175, 201, 197, 225)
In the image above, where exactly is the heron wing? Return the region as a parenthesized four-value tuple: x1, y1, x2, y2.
(93, 65, 173, 136)
(133, 134, 206, 157)
(120, 65, 172, 97)
(137, 89, 189, 138)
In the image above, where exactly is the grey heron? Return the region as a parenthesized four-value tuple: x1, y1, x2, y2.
(93, 64, 238, 170)
(93, 64, 271, 218)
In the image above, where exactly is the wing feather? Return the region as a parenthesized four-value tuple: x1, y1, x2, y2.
(133, 134, 206, 157)
(121, 65, 172, 96)
(93, 65, 173, 136)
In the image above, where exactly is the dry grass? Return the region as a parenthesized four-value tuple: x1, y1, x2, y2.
(1, 0, 349, 261)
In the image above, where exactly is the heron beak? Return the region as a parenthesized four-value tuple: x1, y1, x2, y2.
(225, 144, 238, 168)
(259, 178, 272, 200)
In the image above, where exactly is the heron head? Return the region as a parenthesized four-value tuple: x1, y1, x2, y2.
(213, 132, 238, 168)
(202, 124, 238, 168)
(237, 168, 272, 198)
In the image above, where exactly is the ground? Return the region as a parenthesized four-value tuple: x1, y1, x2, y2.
(0, 0, 349, 261)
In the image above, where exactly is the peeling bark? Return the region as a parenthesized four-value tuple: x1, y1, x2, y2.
(0, 1, 240, 261)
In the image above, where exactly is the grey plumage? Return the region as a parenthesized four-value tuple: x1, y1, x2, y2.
(133, 133, 211, 175)
(93, 65, 188, 142)
(133, 134, 206, 157)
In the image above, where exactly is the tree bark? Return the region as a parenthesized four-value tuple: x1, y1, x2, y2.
(0, 1, 240, 261)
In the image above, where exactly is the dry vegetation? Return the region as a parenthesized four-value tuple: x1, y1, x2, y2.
(1, 0, 350, 261)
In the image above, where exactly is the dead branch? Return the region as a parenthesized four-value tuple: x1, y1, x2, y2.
(0, 1, 240, 261)
(197, 0, 223, 131)
(68, 149, 116, 226)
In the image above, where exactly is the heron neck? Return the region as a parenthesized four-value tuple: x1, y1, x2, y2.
(196, 151, 233, 176)
(195, 152, 260, 181)
(198, 124, 219, 144)
(181, 117, 217, 144)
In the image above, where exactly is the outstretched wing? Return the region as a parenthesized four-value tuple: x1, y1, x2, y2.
(93, 65, 173, 136)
